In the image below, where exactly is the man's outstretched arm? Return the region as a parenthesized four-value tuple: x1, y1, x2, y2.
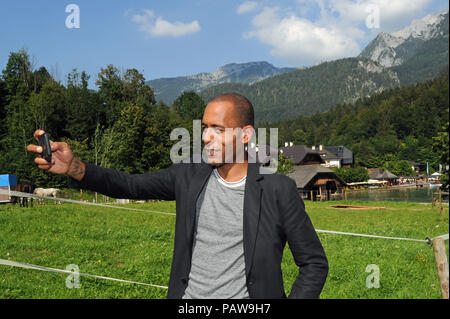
(67, 160, 177, 200)
(27, 129, 177, 201)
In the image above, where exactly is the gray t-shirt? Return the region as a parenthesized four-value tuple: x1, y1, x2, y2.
(182, 168, 249, 299)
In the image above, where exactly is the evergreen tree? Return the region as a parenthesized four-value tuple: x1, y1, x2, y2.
(173, 91, 206, 121)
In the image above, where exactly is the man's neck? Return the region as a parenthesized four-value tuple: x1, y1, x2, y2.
(216, 160, 248, 182)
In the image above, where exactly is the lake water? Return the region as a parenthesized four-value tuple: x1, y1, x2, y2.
(336, 185, 449, 203)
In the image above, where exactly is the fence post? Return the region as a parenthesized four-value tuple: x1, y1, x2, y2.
(432, 237, 449, 299)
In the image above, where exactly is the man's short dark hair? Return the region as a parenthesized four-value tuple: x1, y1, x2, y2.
(210, 93, 254, 127)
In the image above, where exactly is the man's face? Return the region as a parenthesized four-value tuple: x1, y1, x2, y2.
(201, 100, 251, 166)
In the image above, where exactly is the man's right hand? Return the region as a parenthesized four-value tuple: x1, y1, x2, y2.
(26, 129, 86, 181)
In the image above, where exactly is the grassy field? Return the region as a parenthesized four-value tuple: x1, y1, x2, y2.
(0, 196, 448, 299)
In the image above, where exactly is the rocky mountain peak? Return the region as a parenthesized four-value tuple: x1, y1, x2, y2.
(360, 10, 448, 67)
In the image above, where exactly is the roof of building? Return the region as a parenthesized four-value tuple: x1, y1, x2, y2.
(368, 168, 398, 180)
(279, 145, 324, 165)
(323, 146, 354, 165)
(318, 149, 341, 160)
(287, 164, 346, 188)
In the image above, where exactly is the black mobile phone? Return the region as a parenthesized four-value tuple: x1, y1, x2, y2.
(38, 132, 52, 163)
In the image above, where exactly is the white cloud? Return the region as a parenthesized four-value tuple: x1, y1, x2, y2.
(237, 1, 259, 14)
(131, 9, 200, 37)
(329, 0, 432, 31)
(245, 7, 363, 65)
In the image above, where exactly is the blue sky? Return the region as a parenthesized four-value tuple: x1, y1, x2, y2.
(0, 0, 448, 88)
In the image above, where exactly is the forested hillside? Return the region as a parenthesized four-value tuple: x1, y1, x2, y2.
(257, 72, 449, 172)
(200, 58, 400, 123)
(391, 35, 449, 86)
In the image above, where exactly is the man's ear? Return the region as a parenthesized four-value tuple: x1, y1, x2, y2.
(241, 125, 255, 144)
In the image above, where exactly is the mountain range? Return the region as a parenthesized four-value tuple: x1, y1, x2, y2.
(147, 61, 296, 104)
(147, 10, 449, 123)
(200, 58, 400, 123)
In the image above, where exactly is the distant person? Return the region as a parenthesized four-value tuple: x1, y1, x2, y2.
(27, 93, 328, 299)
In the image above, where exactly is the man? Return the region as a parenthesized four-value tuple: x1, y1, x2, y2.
(27, 93, 328, 299)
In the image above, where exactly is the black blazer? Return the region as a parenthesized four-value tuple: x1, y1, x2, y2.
(69, 160, 329, 299)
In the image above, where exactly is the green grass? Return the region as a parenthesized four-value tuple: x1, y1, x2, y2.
(0, 198, 448, 299)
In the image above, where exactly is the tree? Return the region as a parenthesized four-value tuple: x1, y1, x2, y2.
(383, 160, 416, 177)
(2, 49, 33, 100)
(96, 65, 156, 126)
(276, 153, 294, 175)
(32, 66, 52, 93)
(432, 121, 449, 190)
(122, 68, 156, 110)
(292, 129, 307, 145)
(141, 101, 184, 171)
(96, 64, 125, 126)
(27, 81, 67, 137)
(331, 166, 369, 183)
(0, 79, 7, 138)
(173, 91, 205, 121)
(65, 69, 106, 141)
(106, 104, 148, 173)
(0, 50, 35, 179)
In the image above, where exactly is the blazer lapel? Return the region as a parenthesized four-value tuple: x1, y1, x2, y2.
(243, 161, 263, 277)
